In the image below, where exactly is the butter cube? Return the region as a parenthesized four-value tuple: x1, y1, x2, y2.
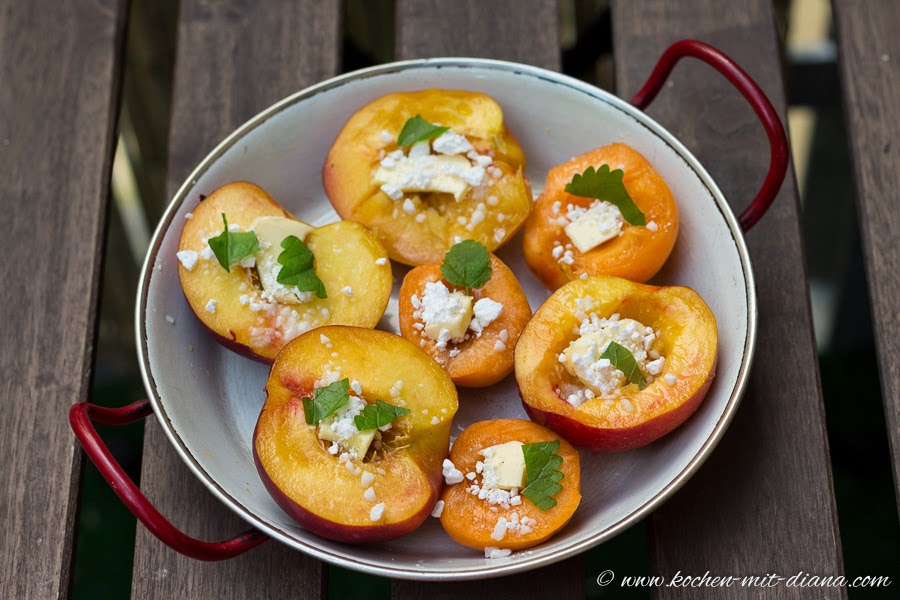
(564, 202, 623, 253)
(481, 441, 526, 490)
(250, 216, 316, 304)
(423, 292, 473, 342)
(374, 154, 472, 201)
(318, 427, 376, 458)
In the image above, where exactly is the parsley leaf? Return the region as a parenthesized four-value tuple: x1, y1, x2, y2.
(440, 240, 492, 295)
(521, 440, 565, 511)
(354, 400, 411, 431)
(397, 115, 449, 147)
(564, 164, 646, 226)
(207, 213, 260, 272)
(276, 235, 327, 299)
(302, 378, 350, 426)
(600, 341, 648, 389)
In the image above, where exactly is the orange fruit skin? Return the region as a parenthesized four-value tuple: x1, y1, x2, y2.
(439, 419, 581, 551)
(523, 143, 678, 290)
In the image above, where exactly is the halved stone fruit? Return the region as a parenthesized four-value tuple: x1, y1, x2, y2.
(398, 253, 532, 387)
(253, 326, 458, 543)
(515, 275, 717, 451)
(323, 89, 533, 266)
(439, 419, 581, 552)
(523, 143, 678, 290)
(176, 182, 392, 362)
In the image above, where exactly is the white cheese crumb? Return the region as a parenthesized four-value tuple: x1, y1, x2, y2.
(470, 297, 503, 334)
(442, 459, 464, 485)
(227, 223, 241, 232)
(499, 329, 509, 342)
(431, 416, 439, 425)
(580, 272, 589, 280)
(491, 518, 508, 541)
(364, 486, 377, 502)
(415, 213, 426, 223)
(176, 250, 199, 271)
(369, 502, 385, 521)
(646, 220, 659, 232)
(432, 130, 473, 155)
(375, 257, 388, 266)
(239, 294, 249, 306)
(239, 255, 256, 268)
(402, 198, 416, 214)
(320, 334, 331, 345)
(493, 340, 507, 352)
(431, 500, 445, 518)
(379, 130, 393, 143)
(350, 380, 362, 395)
(360, 471, 375, 487)
(327, 442, 339, 455)
(664, 374, 677, 386)
(380, 183, 403, 200)
(184, 212, 193, 220)
(165, 315, 175, 324)
(341, 286, 354, 297)
(485, 547, 512, 559)
(204, 299, 217, 314)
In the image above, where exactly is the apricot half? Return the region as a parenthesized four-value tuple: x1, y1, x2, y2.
(523, 143, 678, 289)
(398, 253, 531, 387)
(253, 326, 458, 543)
(177, 182, 392, 362)
(439, 419, 581, 552)
(323, 90, 533, 266)
(515, 276, 717, 452)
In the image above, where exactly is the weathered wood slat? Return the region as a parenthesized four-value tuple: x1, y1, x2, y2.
(832, 0, 900, 518)
(0, 0, 127, 598)
(393, 1, 581, 597)
(130, 1, 339, 597)
(611, 1, 845, 597)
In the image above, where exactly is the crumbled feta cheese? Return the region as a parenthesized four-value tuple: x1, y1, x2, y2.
(493, 340, 506, 352)
(415, 213, 426, 223)
(491, 518, 508, 541)
(341, 286, 354, 297)
(176, 250, 199, 270)
(431, 416, 439, 425)
(227, 223, 241, 232)
(369, 503, 385, 521)
(646, 220, 659, 232)
(165, 315, 175, 324)
(379, 130, 393, 143)
(432, 130, 473, 155)
(402, 198, 416, 214)
(484, 547, 512, 559)
(380, 183, 403, 200)
(417, 281, 473, 345)
(375, 257, 388, 266)
(184, 212, 193, 220)
(664, 374, 677, 386)
(431, 500, 445, 518)
(364, 486, 377, 502)
(469, 297, 503, 334)
(204, 299, 217, 314)
(360, 471, 375, 487)
(442, 459, 464, 484)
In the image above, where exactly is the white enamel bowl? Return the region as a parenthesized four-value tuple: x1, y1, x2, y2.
(137, 58, 756, 580)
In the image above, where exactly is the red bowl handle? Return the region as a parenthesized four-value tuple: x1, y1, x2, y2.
(69, 399, 269, 560)
(630, 39, 789, 232)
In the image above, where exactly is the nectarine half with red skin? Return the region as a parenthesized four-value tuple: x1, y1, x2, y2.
(398, 253, 532, 387)
(323, 89, 533, 266)
(515, 276, 717, 452)
(253, 326, 458, 543)
(177, 182, 392, 362)
(439, 419, 581, 552)
(523, 143, 678, 290)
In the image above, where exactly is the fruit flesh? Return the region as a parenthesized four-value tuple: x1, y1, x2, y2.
(439, 419, 581, 551)
(398, 254, 532, 387)
(523, 143, 678, 289)
(515, 276, 717, 451)
(177, 182, 392, 362)
(254, 326, 458, 543)
(323, 89, 533, 266)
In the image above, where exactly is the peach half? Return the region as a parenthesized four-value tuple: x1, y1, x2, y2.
(398, 253, 532, 387)
(253, 326, 458, 543)
(176, 182, 392, 362)
(323, 89, 533, 266)
(440, 419, 581, 552)
(523, 143, 678, 290)
(515, 276, 717, 452)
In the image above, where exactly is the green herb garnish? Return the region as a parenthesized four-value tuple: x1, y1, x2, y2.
(397, 115, 449, 147)
(302, 378, 350, 425)
(207, 214, 260, 272)
(600, 341, 648, 389)
(354, 400, 411, 431)
(439, 240, 492, 295)
(521, 440, 564, 511)
(276, 235, 327, 299)
(564, 164, 646, 226)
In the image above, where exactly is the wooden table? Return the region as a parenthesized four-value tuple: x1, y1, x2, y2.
(2, 0, 896, 598)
